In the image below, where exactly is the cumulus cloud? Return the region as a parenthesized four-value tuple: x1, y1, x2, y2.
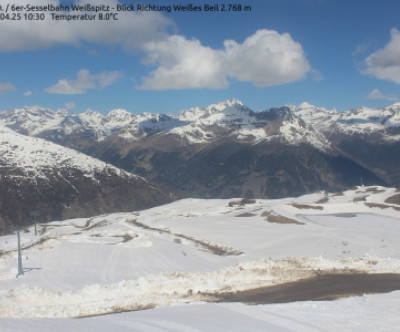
(139, 29, 311, 90)
(0, 82, 16, 95)
(367, 88, 398, 101)
(0, 1, 311, 91)
(361, 28, 400, 84)
(0, 0, 173, 52)
(224, 30, 310, 87)
(45, 69, 122, 94)
(140, 35, 228, 90)
(24, 90, 33, 96)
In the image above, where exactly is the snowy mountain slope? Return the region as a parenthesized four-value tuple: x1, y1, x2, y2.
(0, 186, 400, 328)
(0, 124, 134, 179)
(0, 126, 170, 234)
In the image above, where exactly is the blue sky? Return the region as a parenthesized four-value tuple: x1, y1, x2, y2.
(0, 0, 399, 114)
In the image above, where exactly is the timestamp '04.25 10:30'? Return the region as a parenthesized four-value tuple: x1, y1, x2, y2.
(0, 12, 45, 20)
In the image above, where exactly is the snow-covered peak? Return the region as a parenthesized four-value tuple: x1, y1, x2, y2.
(288, 101, 335, 112)
(179, 99, 249, 123)
(173, 101, 331, 149)
(18, 105, 57, 116)
(382, 103, 400, 114)
(79, 109, 104, 124)
(297, 101, 315, 109)
(105, 108, 135, 124)
(0, 106, 79, 136)
(384, 104, 400, 128)
(290, 102, 335, 115)
(205, 98, 244, 111)
(178, 107, 206, 122)
(289, 103, 338, 130)
(321, 104, 400, 137)
(107, 108, 131, 118)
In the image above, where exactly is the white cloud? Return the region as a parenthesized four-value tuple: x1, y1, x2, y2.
(140, 35, 228, 90)
(367, 88, 398, 101)
(0, 0, 172, 52)
(45, 69, 95, 94)
(45, 69, 122, 94)
(0, 82, 16, 95)
(24, 90, 33, 96)
(0, 1, 310, 91)
(96, 71, 124, 88)
(224, 30, 310, 87)
(361, 28, 400, 84)
(139, 29, 310, 90)
(65, 101, 77, 110)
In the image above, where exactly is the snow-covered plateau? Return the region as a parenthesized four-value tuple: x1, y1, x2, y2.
(1, 186, 400, 331)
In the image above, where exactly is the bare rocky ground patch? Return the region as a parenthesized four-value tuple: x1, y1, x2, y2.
(291, 203, 324, 210)
(262, 211, 305, 225)
(365, 202, 400, 211)
(385, 194, 400, 205)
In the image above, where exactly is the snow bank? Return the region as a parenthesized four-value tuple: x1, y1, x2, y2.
(1, 256, 399, 318)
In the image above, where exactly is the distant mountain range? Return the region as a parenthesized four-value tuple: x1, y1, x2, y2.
(2, 99, 399, 147)
(0, 99, 399, 231)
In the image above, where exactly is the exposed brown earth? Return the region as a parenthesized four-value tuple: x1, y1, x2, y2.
(291, 204, 324, 210)
(385, 194, 400, 205)
(364, 202, 400, 211)
(213, 273, 400, 304)
(262, 211, 305, 225)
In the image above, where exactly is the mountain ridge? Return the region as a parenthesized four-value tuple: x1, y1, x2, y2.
(2, 99, 400, 145)
(0, 99, 398, 201)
